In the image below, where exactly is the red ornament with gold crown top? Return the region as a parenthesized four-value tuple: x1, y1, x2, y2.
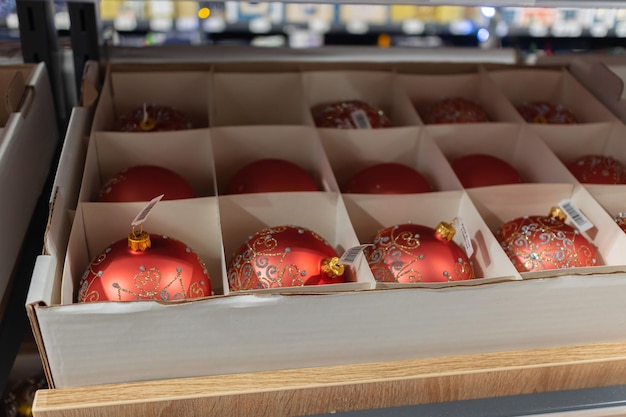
(567, 155, 626, 184)
(227, 225, 347, 291)
(116, 104, 191, 132)
(77, 227, 212, 302)
(516, 101, 578, 124)
(311, 100, 392, 129)
(98, 165, 196, 202)
(496, 207, 599, 273)
(344, 163, 432, 194)
(366, 222, 475, 283)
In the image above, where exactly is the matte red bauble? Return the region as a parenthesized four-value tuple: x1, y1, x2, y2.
(116, 104, 191, 132)
(227, 225, 346, 291)
(366, 223, 474, 283)
(567, 155, 626, 184)
(77, 231, 212, 302)
(98, 165, 196, 202)
(418, 97, 489, 124)
(516, 101, 577, 124)
(311, 100, 392, 129)
(225, 159, 319, 194)
(344, 163, 431, 194)
(496, 208, 599, 273)
(451, 154, 523, 188)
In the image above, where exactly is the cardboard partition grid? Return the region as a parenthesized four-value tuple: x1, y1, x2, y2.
(61, 198, 227, 305)
(318, 126, 462, 193)
(584, 184, 626, 221)
(0, 67, 29, 127)
(302, 70, 420, 127)
(77, 129, 216, 204)
(466, 183, 626, 279)
(218, 192, 374, 295)
(425, 123, 577, 186)
(397, 71, 521, 124)
(487, 68, 618, 124)
(91, 68, 212, 132)
(210, 126, 339, 194)
(530, 122, 626, 173)
(343, 191, 522, 288)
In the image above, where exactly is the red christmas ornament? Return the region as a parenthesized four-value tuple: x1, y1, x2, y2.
(451, 154, 523, 188)
(227, 225, 346, 291)
(116, 104, 191, 132)
(418, 97, 489, 124)
(366, 222, 474, 283)
(344, 163, 431, 194)
(614, 213, 626, 233)
(225, 159, 319, 194)
(98, 165, 196, 202)
(311, 100, 392, 129)
(516, 101, 578, 124)
(77, 230, 212, 302)
(567, 155, 626, 184)
(496, 207, 599, 273)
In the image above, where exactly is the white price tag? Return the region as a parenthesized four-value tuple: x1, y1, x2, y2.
(558, 199, 594, 232)
(131, 194, 164, 227)
(454, 217, 474, 258)
(350, 110, 372, 129)
(339, 244, 373, 266)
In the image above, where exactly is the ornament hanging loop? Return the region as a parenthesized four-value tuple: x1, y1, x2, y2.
(322, 257, 345, 278)
(139, 103, 156, 131)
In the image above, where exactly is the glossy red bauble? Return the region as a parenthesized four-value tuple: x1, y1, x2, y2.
(97, 165, 196, 202)
(116, 104, 191, 132)
(77, 232, 212, 302)
(366, 223, 474, 283)
(225, 159, 319, 194)
(344, 163, 431, 194)
(311, 100, 392, 129)
(516, 101, 578, 124)
(227, 225, 347, 291)
(567, 155, 626, 184)
(451, 154, 523, 188)
(418, 97, 489, 124)
(496, 213, 599, 273)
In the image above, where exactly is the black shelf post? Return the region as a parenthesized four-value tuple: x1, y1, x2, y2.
(68, 0, 102, 98)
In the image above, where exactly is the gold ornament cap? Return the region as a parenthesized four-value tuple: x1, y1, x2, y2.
(139, 117, 156, 131)
(549, 206, 567, 221)
(128, 230, 151, 252)
(322, 257, 345, 278)
(435, 221, 456, 241)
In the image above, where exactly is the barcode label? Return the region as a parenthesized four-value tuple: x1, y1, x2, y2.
(340, 244, 372, 266)
(454, 217, 474, 258)
(558, 199, 593, 232)
(131, 194, 165, 227)
(351, 110, 372, 129)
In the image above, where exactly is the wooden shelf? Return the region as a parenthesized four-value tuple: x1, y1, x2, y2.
(32, 341, 626, 417)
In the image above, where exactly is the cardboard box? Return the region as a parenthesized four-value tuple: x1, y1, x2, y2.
(0, 63, 58, 313)
(343, 191, 522, 288)
(487, 68, 618, 124)
(211, 126, 338, 194)
(467, 183, 626, 279)
(318, 126, 462, 193)
(425, 123, 576, 185)
(398, 71, 520, 123)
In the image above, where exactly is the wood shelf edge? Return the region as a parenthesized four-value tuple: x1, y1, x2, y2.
(33, 341, 626, 417)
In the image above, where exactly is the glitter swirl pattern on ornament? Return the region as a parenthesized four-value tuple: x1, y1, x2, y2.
(496, 215, 598, 273)
(567, 155, 626, 184)
(366, 224, 474, 283)
(311, 100, 392, 129)
(418, 97, 490, 124)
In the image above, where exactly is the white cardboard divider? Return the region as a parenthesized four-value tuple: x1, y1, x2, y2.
(467, 183, 626, 279)
(585, 184, 626, 221)
(302, 70, 419, 127)
(77, 129, 216, 204)
(211, 72, 308, 126)
(318, 126, 462, 193)
(219, 192, 375, 294)
(91, 67, 211, 132)
(61, 198, 227, 305)
(487, 68, 618, 124)
(211, 125, 338, 194)
(425, 123, 577, 185)
(398, 71, 521, 124)
(343, 191, 521, 288)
